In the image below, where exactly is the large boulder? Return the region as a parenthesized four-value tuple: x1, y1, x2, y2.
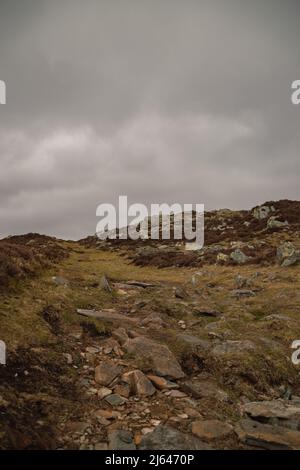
(252, 205, 275, 220)
(123, 337, 185, 379)
(277, 242, 299, 267)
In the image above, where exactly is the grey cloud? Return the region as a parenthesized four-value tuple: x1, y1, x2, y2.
(0, 0, 300, 238)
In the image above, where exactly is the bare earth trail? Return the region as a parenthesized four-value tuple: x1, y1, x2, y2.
(1, 241, 300, 450)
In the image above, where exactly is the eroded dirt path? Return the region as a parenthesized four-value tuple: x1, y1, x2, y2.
(1, 244, 300, 450)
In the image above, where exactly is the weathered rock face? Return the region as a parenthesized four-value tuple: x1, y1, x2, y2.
(252, 205, 275, 220)
(94, 361, 122, 386)
(277, 241, 299, 267)
(230, 249, 248, 265)
(192, 420, 233, 441)
(242, 400, 300, 430)
(123, 337, 185, 380)
(236, 419, 300, 450)
(139, 425, 211, 450)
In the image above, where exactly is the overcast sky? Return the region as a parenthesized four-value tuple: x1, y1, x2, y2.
(0, 0, 300, 239)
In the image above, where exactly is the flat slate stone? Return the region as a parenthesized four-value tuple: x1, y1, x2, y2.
(236, 419, 300, 450)
(139, 425, 211, 450)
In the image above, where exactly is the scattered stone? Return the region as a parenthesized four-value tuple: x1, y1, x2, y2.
(94, 409, 120, 420)
(124, 337, 185, 379)
(139, 425, 211, 450)
(97, 387, 112, 399)
(178, 320, 186, 330)
(52, 276, 69, 286)
(113, 383, 131, 398)
(94, 362, 122, 386)
(108, 430, 136, 450)
(125, 370, 156, 397)
(231, 289, 255, 298)
(216, 253, 229, 263)
(184, 407, 202, 418)
(142, 427, 155, 435)
(192, 309, 221, 318)
(267, 216, 288, 230)
(236, 419, 300, 450)
(212, 340, 256, 356)
(192, 420, 233, 441)
(63, 353, 73, 364)
(230, 249, 248, 265)
(85, 346, 100, 354)
(105, 394, 128, 407)
(66, 421, 89, 434)
(165, 390, 187, 398)
(99, 274, 112, 292)
(77, 309, 138, 325)
(112, 328, 129, 346)
(94, 442, 108, 450)
(175, 287, 188, 299)
(147, 375, 179, 390)
(140, 313, 166, 328)
(126, 281, 156, 288)
(235, 275, 252, 289)
(181, 380, 228, 402)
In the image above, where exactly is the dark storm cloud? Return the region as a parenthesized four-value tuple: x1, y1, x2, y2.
(0, 0, 300, 239)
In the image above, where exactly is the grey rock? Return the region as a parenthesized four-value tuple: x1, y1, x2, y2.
(176, 334, 210, 352)
(52, 276, 69, 286)
(242, 399, 300, 430)
(277, 242, 299, 267)
(181, 379, 228, 402)
(212, 340, 256, 356)
(108, 430, 136, 450)
(230, 249, 248, 265)
(99, 274, 112, 292)
(105, 394, 128, 407)
(231, 289, 256, 298)
(140, 425, 211, 450)
(267, 216, 288, 230)
(95, 361, 122, 386)
(252, 205, 274, 220)
(124, 337, 185, 380)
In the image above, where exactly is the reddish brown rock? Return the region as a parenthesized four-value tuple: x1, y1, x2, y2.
(94, 361, 122, 386)
(192, 420, 233, 441)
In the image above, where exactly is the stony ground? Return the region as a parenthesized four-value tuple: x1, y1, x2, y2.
(1, 202, 300, 450)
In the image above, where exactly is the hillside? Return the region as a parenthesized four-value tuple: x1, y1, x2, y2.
(0, 200, 300, 450)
